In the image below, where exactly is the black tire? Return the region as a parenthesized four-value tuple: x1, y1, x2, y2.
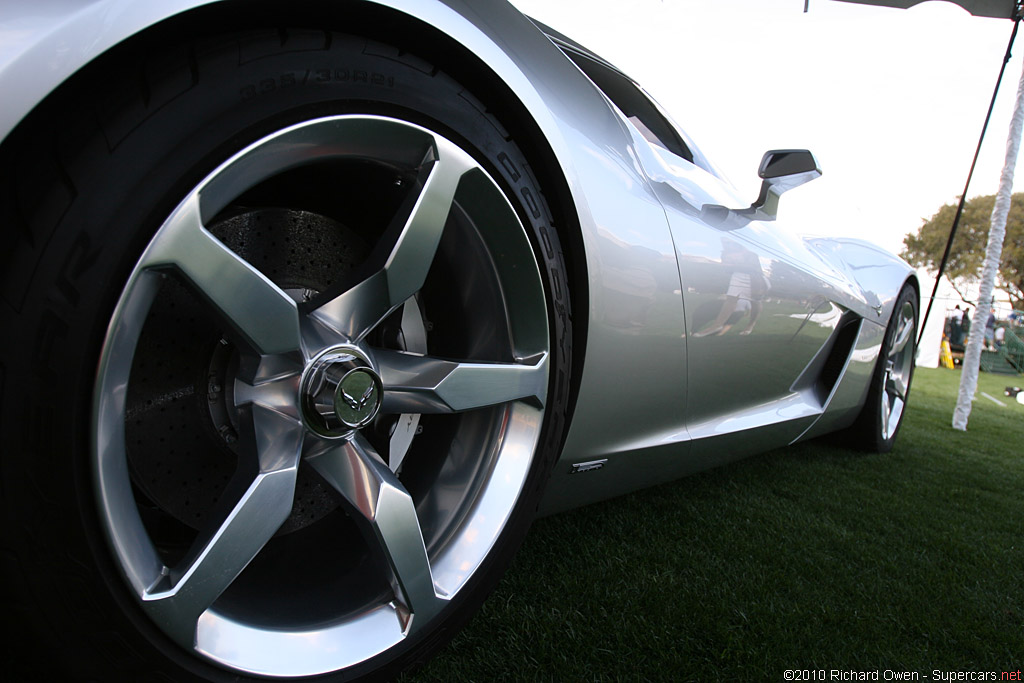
(848, 284, 917, 453)
(1, 29, 570, 681)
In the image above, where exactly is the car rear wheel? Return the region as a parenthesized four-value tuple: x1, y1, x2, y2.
(1, 29, 570, 681)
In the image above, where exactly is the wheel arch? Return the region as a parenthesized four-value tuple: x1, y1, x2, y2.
(904, 271, 921, 307)
(0, 0, 590, 457)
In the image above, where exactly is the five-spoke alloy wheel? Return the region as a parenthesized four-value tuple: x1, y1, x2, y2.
(94, 115, 552, 676)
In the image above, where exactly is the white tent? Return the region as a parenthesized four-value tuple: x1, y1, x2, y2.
(915, 268, 961, 368)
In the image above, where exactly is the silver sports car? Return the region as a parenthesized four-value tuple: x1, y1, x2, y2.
(0, 0, 918, 680)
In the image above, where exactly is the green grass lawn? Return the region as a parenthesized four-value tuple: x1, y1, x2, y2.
(409, 368, 1024, 681)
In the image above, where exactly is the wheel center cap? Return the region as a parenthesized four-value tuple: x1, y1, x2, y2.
(334, 368, 381, 427)
(300, 347, 382, 437)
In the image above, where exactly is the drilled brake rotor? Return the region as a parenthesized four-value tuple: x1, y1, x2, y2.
(125, 208, 368, 535)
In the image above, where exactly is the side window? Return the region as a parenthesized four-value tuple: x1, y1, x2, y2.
(562, 48, 694, 164)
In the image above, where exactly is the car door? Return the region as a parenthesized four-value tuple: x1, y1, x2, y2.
(560, 46, 856, 457)
(645, 144, 853, 456)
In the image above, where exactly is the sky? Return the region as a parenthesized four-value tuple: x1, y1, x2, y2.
(510, 0, 1023, 257)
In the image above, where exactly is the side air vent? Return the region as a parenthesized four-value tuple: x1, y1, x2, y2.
(789, 310, 862, 407)
(814, 314, 862, 405)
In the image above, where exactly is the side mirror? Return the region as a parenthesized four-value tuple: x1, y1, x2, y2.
(752, 150, 822, 220)
(700, 149, 821, 230)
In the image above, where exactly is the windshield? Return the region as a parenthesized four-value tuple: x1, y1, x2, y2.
(529, 16, 725, 180)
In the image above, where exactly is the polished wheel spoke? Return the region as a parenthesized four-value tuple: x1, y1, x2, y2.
(891, 314, 914, 355)
(377, 350, 548, 414)
(880, 389, 892, 437)
(311, 141, 475, 341)
(233, 374, 303, 422)
(307, 436, 442, 626)
(887, 371, 907, 401)
(141, 406, 304, 647)
(139, 193, 302, 355)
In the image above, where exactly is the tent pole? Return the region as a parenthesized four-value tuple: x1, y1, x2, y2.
(953, 27, 1024, 430)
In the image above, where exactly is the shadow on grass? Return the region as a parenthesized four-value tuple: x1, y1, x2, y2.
(409, 368, 1024, 681)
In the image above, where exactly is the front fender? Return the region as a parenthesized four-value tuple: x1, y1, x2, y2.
(0, 0, 224, 140)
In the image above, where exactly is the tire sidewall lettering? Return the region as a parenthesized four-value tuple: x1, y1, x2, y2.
(240, 68, 395, 101)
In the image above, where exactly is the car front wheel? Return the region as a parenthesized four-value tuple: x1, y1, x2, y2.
(1, 29, 570, 681)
